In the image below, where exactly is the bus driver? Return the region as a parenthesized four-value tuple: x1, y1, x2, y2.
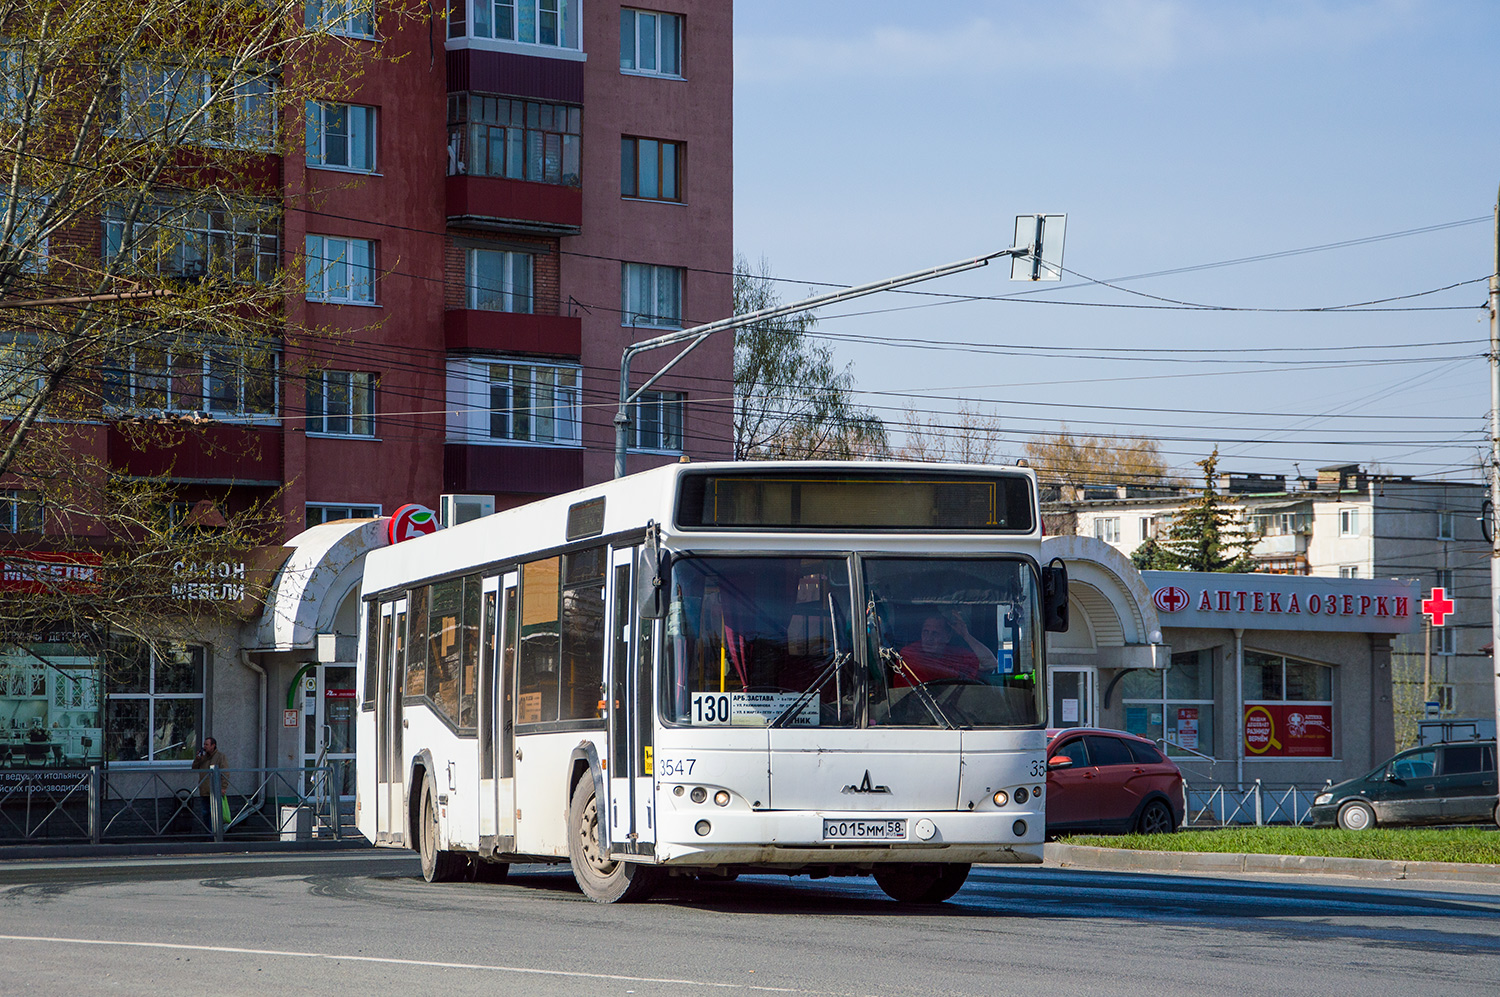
(898, 612, 999, 683)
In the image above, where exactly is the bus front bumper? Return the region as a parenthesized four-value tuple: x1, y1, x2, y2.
(646, 809, 1044, 866)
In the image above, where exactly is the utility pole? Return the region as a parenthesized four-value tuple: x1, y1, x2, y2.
(613, 215, 1066, 478)
(1490, 185, 1500, 751)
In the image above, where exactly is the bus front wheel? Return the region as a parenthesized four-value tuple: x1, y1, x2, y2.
(568, 779, 661, 903)
(419, 779, 466, 883)
(872, 863, 971, 903)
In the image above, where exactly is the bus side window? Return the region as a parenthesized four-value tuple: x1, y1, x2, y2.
(406, 586, 428, 698)
(518, 557, 561, 724)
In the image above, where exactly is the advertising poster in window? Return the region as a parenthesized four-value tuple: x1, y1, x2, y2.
(1243, 704, 1332, 757)
(1176, 707, 1199, 751)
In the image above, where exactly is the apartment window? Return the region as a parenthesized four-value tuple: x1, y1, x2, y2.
(102, 345, 278, 419)
(306, 371, 375, 436)
(450, 0, 580, 49)
(1093, 517, 1120, 544)
(106, 642, 205, 763)
(1338, 507, 1359, 537)
(1437, 626, 1456, 656)
(1338, 565, 1358, 579)
(1139, 516, 1154, 540)
(621, 263, 682, 328)
(446, 94, 581, 186)
(306, 0, 375, 38)
(103, 198, 279, 282)
(632, 390, 683, 452)
(1435, 684, 1455, 713)
(1437, 511, 1456, 540)
(621, 137, 682, 201)
(306, 102, 376, 172)
(1242, 650, 1334, 758)
(0, 46, 31, 122)
(1, 192, 48, 273)
(305, 236, 375, 303)
(620, 9, 682, 77)
(466, 248, 534, 313)
(307, 503, 380, 526)
(1121, 649, 1215, 758)
(446, 358, 581, 445)
(0, 490, 41, 533)
(116, 64, 275, 149)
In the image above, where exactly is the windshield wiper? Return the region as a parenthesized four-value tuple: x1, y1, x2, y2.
(877, 646, 956, 729)
(772, 592, 854, 728)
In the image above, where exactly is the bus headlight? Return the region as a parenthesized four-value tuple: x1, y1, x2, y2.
(993, 790, 1009, 807)
(1014, 787, 1029, 804)
(714, 790, 730, 807)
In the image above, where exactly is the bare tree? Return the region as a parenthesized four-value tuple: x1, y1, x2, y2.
(733, 255, 886, 460)
(1024, 427, 1179, 489)
(894, 401, 1009, 464)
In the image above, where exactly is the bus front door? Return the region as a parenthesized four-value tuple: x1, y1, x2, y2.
(483, 573, 519, 851)
(608, 547, 655, 855)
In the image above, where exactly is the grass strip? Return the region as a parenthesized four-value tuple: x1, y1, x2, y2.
(1061, 826, 1500, 865)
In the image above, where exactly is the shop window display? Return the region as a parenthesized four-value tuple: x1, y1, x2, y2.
(0, 642, 104, 769)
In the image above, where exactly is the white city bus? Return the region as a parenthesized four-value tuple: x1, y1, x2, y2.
(355, 461, 1068, 903)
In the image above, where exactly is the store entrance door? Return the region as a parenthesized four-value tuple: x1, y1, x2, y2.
(302, 664, 358, 803)
(1048, 667, 1096, 729)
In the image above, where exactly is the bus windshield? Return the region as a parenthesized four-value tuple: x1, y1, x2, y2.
(663, 555, 1041, 729)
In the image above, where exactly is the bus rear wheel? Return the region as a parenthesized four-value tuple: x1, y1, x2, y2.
(872, 863, 971, 903)
(568, 779, 660, 903)
(419, 779, 466, 883)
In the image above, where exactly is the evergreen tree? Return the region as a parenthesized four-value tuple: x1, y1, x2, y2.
(1135, 449, 1259, 573)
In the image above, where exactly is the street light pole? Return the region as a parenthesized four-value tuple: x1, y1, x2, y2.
(1489, 185, 1499, 748)
(613, 246, 1031, 478)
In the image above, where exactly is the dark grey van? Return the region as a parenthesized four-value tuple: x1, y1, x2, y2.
(1309, 741, 1497, 830)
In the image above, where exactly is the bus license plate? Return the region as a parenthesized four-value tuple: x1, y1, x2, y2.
(822, 818, 907, 841)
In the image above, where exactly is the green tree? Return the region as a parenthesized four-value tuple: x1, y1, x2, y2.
(0, 0, 404, 651)
(1134, 448, 1259, 572)
(733, 254, 887, 460)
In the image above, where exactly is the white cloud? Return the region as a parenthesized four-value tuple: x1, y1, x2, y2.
(735, 1, 1421, 84)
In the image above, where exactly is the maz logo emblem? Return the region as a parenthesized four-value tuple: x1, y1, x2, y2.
(842, 770, 891, 795)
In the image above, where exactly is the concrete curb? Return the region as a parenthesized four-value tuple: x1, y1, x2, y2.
(1045, 842, 1500, 884)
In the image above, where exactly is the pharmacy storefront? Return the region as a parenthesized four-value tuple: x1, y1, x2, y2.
(1043, 536, 1419, 787)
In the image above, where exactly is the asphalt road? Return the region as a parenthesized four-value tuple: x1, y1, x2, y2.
(0, 854, 1496, 996)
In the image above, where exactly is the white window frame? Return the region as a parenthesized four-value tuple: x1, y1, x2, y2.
(632, 390, 684, 452)
(1338, 565, 1358, 579)
(1339, 507, 1359, 537)
(305, 101, 377, 173)
(306, 370, 375, 437)
(1437, 510, 1455, 540)
(466, 248, 534, 313)
(1435, 683, 1455, 713)
(105, 643, 206, 765)
(117, 64, 275, 150)
(445, 357, 582, 446)
(450, 0, 581, 50)
(621, 262, 682, 329)
(103, 345, 280, 422)
(0, 489, 41, 532)
(1437, 626, 1457, 656)
(306, 0, 376, 38)
(305, 235, 376, 304)
(2, 191, 48, 273)
(306, 503, 381, 526)
(103, 198, 280, 282)
(1093, 517, 1120, 544)
(1139, 516, 1153, 540)
(620, 8, 682, 77)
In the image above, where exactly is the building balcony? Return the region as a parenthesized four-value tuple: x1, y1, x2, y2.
(444, 310, 581, 358)
(444, 443, 583, 496)
(1253, 532, 1309, 556)
(446, 174, 582, 235)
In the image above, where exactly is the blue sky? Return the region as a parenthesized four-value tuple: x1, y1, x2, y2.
(732, 1, 1500, 482)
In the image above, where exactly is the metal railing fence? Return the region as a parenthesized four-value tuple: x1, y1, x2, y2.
(1184, 779, 1334, 828)
(0, 763, 356, 845)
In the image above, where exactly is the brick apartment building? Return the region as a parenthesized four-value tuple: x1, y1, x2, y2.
(0, 1, 735, 804)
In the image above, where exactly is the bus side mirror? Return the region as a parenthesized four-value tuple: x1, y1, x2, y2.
(637, 546, 670, 620)
(1041, 558, 1069, 633)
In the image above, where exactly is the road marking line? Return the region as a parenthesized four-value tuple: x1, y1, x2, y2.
(0, 934, 859, 994)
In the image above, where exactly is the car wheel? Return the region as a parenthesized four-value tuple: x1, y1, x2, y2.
(568, 778, 661, 903)
(1493, 800, 1499, 830)
(1337, 800, 1376, 831)
(872, 863, 971, 903)
(418, 779, 466, 883)
(1135, 799, 1176, 835)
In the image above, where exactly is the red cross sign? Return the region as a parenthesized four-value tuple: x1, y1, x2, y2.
(1422, 587, 1455, 627)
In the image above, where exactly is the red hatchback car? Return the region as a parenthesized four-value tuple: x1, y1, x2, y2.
(1045, 728, 1185, 837)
